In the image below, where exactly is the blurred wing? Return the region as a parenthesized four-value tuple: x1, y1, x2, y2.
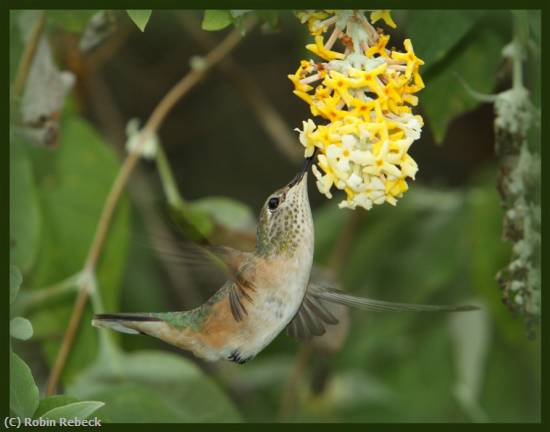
(143, 239, 258, 323)
(287, 283, 478, 341)
(183, 244, 258, 322)
(148, 240, 254, 287)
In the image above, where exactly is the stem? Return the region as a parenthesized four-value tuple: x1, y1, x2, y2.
(327, 212, 362, 275)
(46, 280, 90, 395)
(278, 345, 313, 421)
(18, 273, 80, 312)
(512, 15, 524, 91)
(324, 26, 340, 51)
(156, 144, 187, 209)
(12, 11, 46, 103)
(46, 25, 248, 395)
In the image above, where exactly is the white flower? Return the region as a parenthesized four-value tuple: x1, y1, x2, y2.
(296, 119, 317, 157)
(400, 154, 418, 179)
(347, 172, 363, 189)
(354, 193, 374, 210)
(312, 164, 333, 198)
(125, 118, 158, 160)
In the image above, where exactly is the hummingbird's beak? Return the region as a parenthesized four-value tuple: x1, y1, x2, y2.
(288, 149, 317, 188)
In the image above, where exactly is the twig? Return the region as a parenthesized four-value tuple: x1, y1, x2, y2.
(179, 14, 301, 162)
(12, 11, 46, 102)
(454, 71, 498, 103)
(18, 273, 80, 312)
(278, 344, 313, 421)
(46, 25, 247, 395)
(155, 144, 187, 211)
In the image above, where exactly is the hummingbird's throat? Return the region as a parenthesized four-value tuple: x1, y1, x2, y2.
(258, 180, 312, 259)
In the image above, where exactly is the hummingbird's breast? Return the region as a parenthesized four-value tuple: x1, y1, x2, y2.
(243, 252, 313, 355)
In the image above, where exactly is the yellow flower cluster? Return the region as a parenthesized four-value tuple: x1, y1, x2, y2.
(290, 10, 425, 210)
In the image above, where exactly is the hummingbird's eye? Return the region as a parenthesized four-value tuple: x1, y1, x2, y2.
(268, 197, 280, 211)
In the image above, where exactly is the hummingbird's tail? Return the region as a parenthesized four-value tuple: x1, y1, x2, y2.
(92, 313, 164, 335)
(93, 311, 223, 361)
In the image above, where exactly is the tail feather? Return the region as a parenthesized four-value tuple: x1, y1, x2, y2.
(316, 290, 479, 313)
(92, 312, 205, 358)
(92, 313, 162, 335)
(94, 313, 161, 322)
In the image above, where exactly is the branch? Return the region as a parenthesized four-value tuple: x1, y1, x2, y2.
(46, 25, 247, 395)
(18, 273, 80, 313)
(11, 11, 46, 105)
(278, 345, 314, 421)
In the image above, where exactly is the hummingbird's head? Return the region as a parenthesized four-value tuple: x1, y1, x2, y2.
(256, 154, 315, 258)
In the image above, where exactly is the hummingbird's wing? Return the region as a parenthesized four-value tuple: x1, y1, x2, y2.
(286, 283, 339, 340)
(155, 241, 255, 287)
(146, 240, 258, 323)
(287, 283, 478, 340)
(188, 244, 258, 322)
(227, 262, 257, 322)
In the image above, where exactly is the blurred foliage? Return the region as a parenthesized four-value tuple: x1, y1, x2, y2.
(126, 10, 152, 32)
(68, 349, 241, 422)
(408, 10, 506, 142)
(26, 111, 131, 384)
(9, 9, 540, 423)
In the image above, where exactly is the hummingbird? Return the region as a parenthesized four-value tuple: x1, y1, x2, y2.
(93, 154, 477, 364)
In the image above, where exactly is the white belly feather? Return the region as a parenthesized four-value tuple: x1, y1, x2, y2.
(228, 251, 313, 361)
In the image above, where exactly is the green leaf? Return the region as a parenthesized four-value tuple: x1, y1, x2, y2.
(202, 10, 232, 31)
(10, 351, 39, 418)
(155, 145, 214, 242)
(34, 395, 79, 418)
(126, 10, 152, 32)
(10, 137, 41, 273)
(48, 11, 98, 33)
(10, 317, 33, 340)
(421, 29, 504, 143)
(28, 111, 130, 384)
(85, 384, 200, 422)
(230, 10, 252, 19)
(40, 401, 105, 421)
(407, 11, 484, 67)
(10, 265, 22, 305)
(68, 350, 242, 422)
(449, 304, 491, 422)
(192, 196, 256, 232)
(168, 204, 214, 242)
